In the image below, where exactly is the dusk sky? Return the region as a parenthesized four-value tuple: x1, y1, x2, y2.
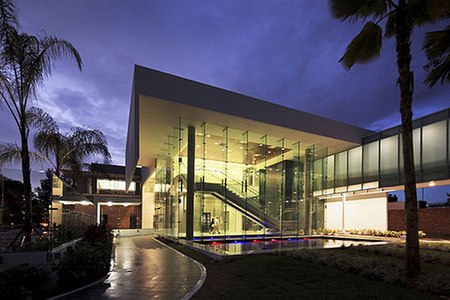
(0, 1, 449, 169)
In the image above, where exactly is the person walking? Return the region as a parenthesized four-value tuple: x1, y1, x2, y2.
(209, 218, 215, 234)
(213, 216, 220, 234)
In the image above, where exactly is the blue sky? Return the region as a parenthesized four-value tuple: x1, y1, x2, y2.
(0, 1, 449, 201)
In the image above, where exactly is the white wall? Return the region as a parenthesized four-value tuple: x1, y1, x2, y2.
(142, 191, 155, 229)
(325, 193, 387, 231)
(325, 199, 343, 230)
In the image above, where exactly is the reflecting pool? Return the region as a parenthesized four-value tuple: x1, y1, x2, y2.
(191, 237, 386, 256)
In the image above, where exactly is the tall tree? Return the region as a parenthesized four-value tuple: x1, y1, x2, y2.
(327, 0, 449, 278)
(1, 116, 111, 185)
(0, 8, 82, 242)
(34, 124, 111, 185)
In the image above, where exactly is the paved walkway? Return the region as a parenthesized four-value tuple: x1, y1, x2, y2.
(61, 235, 204, 300)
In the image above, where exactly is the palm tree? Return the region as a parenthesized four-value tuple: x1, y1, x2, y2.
(1, 113, 111, 186)
(0, 24, 82, 243)
(0, 0, 17, 44)
(423, 26, 450, 87)
(327, 0, 449, 278)
(34, 124, 111, 185)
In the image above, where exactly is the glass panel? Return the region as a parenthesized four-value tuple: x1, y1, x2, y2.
(97, 179, 136, 192)
(380, 135, 398, 175)
(226, 127, 246, 235)
(399, 127, 421, 182)
(263, 135, 281, 235)
(422, 121, 446, 169)
(304, 145, 314, 234)
(363, 141, 379, 182)
(313, 158, 323, 191)
(292, 142, 304, 235)
(281, 138, 296, 236)
(324, 155, 334, 189)
(277, 138, 285, 235)
(348, 146, 362, 184)
(335, 151, 347, 187)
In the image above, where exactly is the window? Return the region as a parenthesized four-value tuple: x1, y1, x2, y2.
(97, 179, 136, 192)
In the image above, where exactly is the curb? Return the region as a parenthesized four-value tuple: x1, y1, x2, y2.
(46, 274, 109, 300)
(153, 237, 207, 300)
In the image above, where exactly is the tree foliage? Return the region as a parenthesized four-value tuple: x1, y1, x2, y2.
(423, 26, 450, 87)
(0, 0, 82, 243)
(34, 125, 111, 182)
(327, 0, 449, 279)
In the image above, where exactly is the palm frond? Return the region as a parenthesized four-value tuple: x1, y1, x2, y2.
(339, 22, 383, 69)
(0, 142, 21, 166)
(0, 0, 18, 41)
(410, 0, 450, 27)
(423, 26, 450, 87)
(423, 27, 450, 60)
(34, 130, 64, 157)
(65, 127, 111, 164)
(384, 12, 397, 38)
(0, 143, 51, 167)
(26, 106, 58, 133)
(328, 0, 389, 23)
(33, 37, 83, 81)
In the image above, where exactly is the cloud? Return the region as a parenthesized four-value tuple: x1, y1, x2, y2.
(5, 0, 447, 170)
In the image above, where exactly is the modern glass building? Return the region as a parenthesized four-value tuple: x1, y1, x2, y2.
(126, 65, 450, 240)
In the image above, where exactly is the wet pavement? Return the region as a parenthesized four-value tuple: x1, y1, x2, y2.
(61, 235, 203, 300)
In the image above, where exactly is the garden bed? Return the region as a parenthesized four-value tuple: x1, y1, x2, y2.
(159, 237, 446, 299)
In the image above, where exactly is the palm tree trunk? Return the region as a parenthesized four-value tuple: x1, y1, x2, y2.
(20, 121, 32, 244)
(395, 1, 420, 278)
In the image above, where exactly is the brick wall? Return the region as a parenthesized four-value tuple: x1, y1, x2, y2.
(101, 205, 142, 229)
(73, 204, 96, 215)
(388, 207, 450, 235)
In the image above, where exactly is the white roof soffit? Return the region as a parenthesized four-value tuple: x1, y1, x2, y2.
(128, 65, 373, 170)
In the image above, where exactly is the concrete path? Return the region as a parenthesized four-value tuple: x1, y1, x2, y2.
(60, 235, 204, 300)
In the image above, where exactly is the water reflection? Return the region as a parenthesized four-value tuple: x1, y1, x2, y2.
(193, 238, 386, 256)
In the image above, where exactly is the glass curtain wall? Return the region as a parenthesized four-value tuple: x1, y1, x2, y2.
(311, 109, 450, 197)
(154, 119, 331, 238)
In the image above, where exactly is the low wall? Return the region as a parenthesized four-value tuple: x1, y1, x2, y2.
(0, 238, 81, 272)
(388, 207, 450, 235)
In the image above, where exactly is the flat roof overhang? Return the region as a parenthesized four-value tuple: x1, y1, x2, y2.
(126, 65, 372, 183)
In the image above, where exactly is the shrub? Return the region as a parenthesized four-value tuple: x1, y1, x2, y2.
(346, 229, 426, 238)
(0, 264, 48, 300)
(57, 224, 113, 291)
(287, 244, 450, 296)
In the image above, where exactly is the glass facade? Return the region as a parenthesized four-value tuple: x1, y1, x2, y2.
(150, 118, 332, 238)
(313, 108, 450, 196)
(150, 109, 450, 238)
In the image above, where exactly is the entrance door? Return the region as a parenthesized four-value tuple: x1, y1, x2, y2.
(130, 214, 137, 229)
(202, 212, 211, 232)
(102, 214, 108, 225)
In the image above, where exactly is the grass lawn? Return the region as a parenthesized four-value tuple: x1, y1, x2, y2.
(165, 240, 443, 299)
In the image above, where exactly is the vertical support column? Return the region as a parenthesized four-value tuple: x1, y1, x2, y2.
(342, 194, 346, 232)
(186, 126, 195, 240)
(304, 145, 314, 235)
(96, 202, 101, 225)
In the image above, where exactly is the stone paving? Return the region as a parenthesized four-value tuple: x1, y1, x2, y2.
(61, 235, 203, 300)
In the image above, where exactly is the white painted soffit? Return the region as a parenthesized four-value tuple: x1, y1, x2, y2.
(137, 95, 362, 168)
